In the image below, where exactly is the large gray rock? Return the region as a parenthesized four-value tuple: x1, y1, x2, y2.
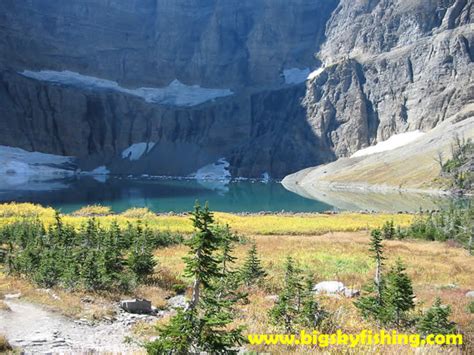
(120, 299, 152, 314)
(313, 281, 346, 295)
(466, 291, 474, 298)
(167, 295, 188, 310)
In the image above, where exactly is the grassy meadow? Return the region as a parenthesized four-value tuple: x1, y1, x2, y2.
(0, 203, 413, 235)
(0, 203, 472, 354)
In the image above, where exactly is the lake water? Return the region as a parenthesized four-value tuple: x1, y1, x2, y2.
(0, 175, 464, 213)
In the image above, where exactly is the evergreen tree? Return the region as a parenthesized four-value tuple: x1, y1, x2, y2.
(97, 221, 126, 288)
(417, 298, 456, 336)
(240, 241, 267, 287)
(269, 256, 305, 333)
(184, 203, 221, 309)
(214, 225, 244, 301)
(382, 220, 396, 240)
(128, 224, 156, 282)
(146, 203, 245, 354)
(370, 229, 385, 303)
(384, 259, 415, 327)
(298, 275, 327, 329)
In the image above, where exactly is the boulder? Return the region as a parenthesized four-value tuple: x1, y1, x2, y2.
(313, 281, 345, 295)
(120, 299, 152, 314)
(466, 291, 474, 298)
(167, 295, 188, 309)
(343, 288, 360, 298)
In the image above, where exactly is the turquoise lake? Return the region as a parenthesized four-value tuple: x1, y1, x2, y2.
(0, 176, 465, 213)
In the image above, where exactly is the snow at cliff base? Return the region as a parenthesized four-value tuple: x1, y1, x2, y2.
(0, 145, 75, 176)
(20, 70, 234, 107)
(351, 130, 426, 158)
(121, 142, 156, 161)
(191, 158, 231, 181)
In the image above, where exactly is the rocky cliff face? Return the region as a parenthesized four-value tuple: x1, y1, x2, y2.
(305, 0, 474, 157)
(0, 0, 472, 179)
(0, 0, 337, 89)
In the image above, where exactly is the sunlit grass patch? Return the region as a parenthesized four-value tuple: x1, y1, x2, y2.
(213, 212, 414, 235)
(0, 202, 55, 218)
(0, 203, 414, 235)
(70, 205, 113, 217)
(121, 207, 156, 219)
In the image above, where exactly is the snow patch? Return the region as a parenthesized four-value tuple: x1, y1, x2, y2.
(261, 172, 271, 183)
(191, 158, 231, 181)
(351, 130, 426, 158)
(0, 145, 75, 176)
(89, 166, 110, 175)
(20, 70, 234, 107)
(307, 67, 325, 81)
(121, 142, 156, 161)
(282, 68, 311, 85)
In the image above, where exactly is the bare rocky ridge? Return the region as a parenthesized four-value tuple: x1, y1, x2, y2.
(0, 0, 472, 179)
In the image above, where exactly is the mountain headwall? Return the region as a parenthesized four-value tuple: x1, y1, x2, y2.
(304, 0, 473, 158)
(0, 0, 337, 89)
(0, 0, 472, 179)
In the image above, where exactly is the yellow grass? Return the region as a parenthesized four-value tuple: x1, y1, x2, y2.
(70, 205, 113, 217)
(0, 203, 413, 235)
(155, 232, 474, 353)
(121, 207, 156, 219)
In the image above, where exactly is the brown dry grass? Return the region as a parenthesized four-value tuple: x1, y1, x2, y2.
(154, 231, 474, 353)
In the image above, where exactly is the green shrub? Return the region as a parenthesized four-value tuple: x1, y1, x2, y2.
(417, 298, 456, 336)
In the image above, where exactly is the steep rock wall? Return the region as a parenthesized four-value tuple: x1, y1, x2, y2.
(305, 0, 474, 157)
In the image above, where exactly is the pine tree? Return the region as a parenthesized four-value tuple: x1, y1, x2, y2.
(382, 220, 396, 240)
(298, 275, 327, 329)
(184, 203, 221, 309)
(384, 259, 415, 327)
(355, 229, 386, 323)
(240, 241, 267, 287)
(417, 297, 456, 336)
(269, 256, 305, 333)
(127, 225, 156, 282)
(370, 228, 385, 303)
(146, 202, 245, 354)
(214, 225, 244, 301)
(97, 221, 126, 288)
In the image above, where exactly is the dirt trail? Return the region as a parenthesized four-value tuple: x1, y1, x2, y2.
(0, 299, 143, 353)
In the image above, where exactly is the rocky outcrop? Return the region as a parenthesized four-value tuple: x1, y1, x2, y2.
(304, 0, 474, 158)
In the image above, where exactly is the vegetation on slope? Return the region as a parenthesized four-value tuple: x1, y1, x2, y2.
(440, 137, 474, 193)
